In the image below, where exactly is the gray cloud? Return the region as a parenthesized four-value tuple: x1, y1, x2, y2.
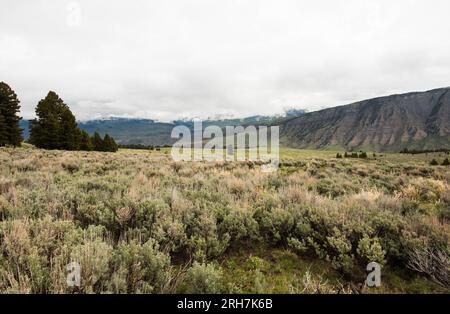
(1, 0, 450, 121)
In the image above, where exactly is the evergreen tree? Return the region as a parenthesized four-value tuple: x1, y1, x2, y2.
(92, 132, 104, 151)
(30, 92, 63, 149)
(79, 130, 93, 151)
(110, 136, 118, 152)
(101, 134, 119, 152)
(0, 112, 7, 146)
(29, 111, 60, 149)
(29, 91, 81, 150)
(28, 119, 39, 147)
(103, 134, 112, 152)
(0, 82, 23, 147)
(59, 107, 79, 150)
(442, 158, 450, 166)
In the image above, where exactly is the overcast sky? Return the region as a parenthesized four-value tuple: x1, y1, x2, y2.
(1, 0, 450, 121)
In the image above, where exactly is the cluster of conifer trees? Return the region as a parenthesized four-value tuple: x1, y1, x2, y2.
(0, 82, 118, 152)
(336, 151, 368, 159)
(400, 148, 450, 155)
(29, 91, 118, 152)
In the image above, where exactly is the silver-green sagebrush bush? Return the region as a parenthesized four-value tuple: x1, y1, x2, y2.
(184, 262, 224, 294)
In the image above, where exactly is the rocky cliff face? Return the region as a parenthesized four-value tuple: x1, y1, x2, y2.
(280, 88, 450, 151)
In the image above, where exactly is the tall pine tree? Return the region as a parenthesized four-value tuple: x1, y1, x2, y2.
(30, 92, 60, 149)
(102, 134, 118, 152)
(79, 130, 94, 151)
(103, 134, 113, 152)
(30, 91, 78, 150)
(0, 82, 23, 147)
(92, 132, 104, 151)
(59, 107, 80, 150)
(0, 112, 7, 146)
(110, 135, 118, 152)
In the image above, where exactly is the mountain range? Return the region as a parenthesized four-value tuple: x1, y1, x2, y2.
(20, 115, 284, 147)
(20, 88, 450, 151)
(279, 87, 450, 151)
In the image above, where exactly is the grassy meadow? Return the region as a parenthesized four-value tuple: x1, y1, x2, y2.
(0, 146, 449, 293)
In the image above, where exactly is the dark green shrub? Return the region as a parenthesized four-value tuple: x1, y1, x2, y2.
(111, 239, 171, 293)
(356, 236, 386, 265)
(184, 262, 224, 294)
(254, 207, 294, 244)
(219, 210, 259, 244)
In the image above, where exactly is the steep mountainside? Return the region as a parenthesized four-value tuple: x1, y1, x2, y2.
(279, 88, 450, 151)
